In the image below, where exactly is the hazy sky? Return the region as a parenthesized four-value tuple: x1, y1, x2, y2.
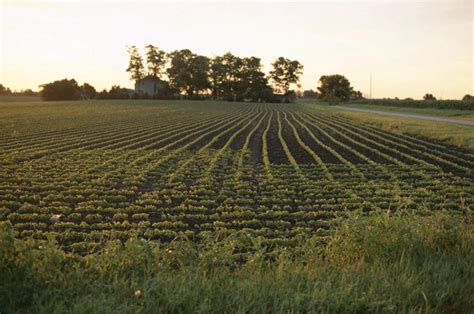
(1, 0, 473, 99)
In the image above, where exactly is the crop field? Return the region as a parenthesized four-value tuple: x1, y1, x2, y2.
(1, 100, 473, 253)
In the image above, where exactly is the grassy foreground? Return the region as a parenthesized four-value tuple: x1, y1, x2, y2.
(1, 210, 473, 313)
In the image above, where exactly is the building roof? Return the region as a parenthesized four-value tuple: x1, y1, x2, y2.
(138, 75, 164, 83)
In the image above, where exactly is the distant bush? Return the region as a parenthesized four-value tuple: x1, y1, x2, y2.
(39, 79, 81, 101)
(97, 85, 131, 99)
(423, 93, 436, 101)
(302, 89, 319, 99)
(39, 79, 99, 101)
(352, 98, 474, 110)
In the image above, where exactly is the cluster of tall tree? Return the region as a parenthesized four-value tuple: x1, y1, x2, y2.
(126, 45, 303, 102)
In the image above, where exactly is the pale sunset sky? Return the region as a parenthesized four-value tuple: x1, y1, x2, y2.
(1, 0, 473, 99)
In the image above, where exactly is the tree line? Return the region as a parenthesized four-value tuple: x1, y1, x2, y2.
(0, 84, 38, 97)
(30, 44, 473, 103)
(28, 79, 135, 101)
(126, 45, 304, 102)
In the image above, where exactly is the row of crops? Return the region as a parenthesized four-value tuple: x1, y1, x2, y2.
(1, 101, 472, 253)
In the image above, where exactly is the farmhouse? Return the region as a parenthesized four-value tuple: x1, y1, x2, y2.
(135, 76, 167, 96)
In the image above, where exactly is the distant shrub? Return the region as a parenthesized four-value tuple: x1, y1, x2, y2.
(39, 79, 98, 101)
(302, 89, 319, 99)
(97, 85, 131, 99)
(39, 79, 81, 101)
(423, 93, 436, 101)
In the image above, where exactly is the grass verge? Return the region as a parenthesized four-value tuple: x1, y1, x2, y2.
(1, 210, 473, 313)
(341, 103, 474, 120)
(333, 110, 474, 151)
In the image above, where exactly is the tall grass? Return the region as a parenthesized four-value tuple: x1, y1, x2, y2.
(1, 210, 473, 313)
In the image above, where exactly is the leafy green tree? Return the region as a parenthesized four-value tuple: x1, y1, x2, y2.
(423, 93, 436, 101)
(210, 53, 269, 101)
(209, 55, 229, 99)
(269, 57, 303, 93)
(167, 49, 210, 96)
(462, 94, 473, 101)
(167, 49, 195, 95)
(221, 52, 242, 100)
(126, 46, 145, 83)
(39, 79, 81, 101)
(317, 74, 352, 101)
(239, 57, 269, 101)
(145, 45, 167, 78)
(189, 55, 210, 95)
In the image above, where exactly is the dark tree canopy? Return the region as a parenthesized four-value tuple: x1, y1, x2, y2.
(39, 79, 99, 101)
(39, 79, 81, 101)
(166, 49, 211, 96)
(423, 93, 436, 101)
(188, 55, 211, 95)
(0, 84, 39, 96)
(269, 57, 303, 94)
(98, 85, 130, 99)
(0, 84, 12, 95)
(239, 57, 270, 101)
(126, 46, 145, 83)
(81, 83, 97, 99)
(210, 52, 242, 100)
(209, 55, 228, 99)
(462, 94, 473, 101)
(303, 89, 319, 99)
(350, 90, 364, 100)
(209, 53, 271, 102)
(166, 49, 197, 95)
(145, 45, 167, 78)
(317, 74, 353, 101)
